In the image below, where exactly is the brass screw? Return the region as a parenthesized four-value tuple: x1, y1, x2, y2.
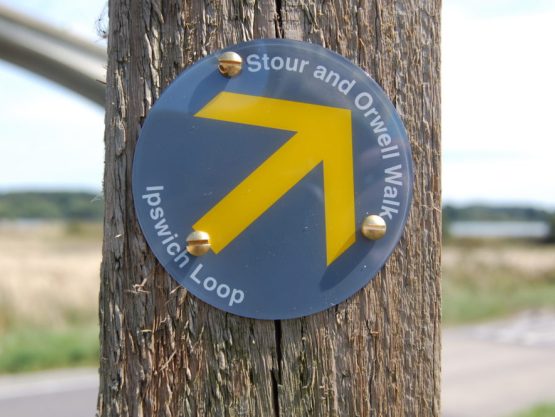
(186, 230, 211, 256)
(218, 51, 243, 77)
(361, 215, 387, 240)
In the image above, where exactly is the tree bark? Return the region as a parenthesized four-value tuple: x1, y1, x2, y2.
(99, 1, 441, 416)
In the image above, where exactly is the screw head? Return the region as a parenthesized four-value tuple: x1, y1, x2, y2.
(186, 230, 211, 256)
(218, 51, 243, 77)
(361, 215, 387, 240)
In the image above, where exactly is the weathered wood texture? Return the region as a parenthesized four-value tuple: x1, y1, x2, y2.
(98, 1, 441, 416)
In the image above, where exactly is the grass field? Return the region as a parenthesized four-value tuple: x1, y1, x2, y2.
(0, 221, 101, 373)
(443, 238, 555, 324)
(0, 222, 554, 373)
(510, 403, 555, 417)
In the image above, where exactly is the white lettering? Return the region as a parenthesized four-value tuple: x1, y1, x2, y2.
(355, 92, 373, 110)
(174, 251, 190, 268)
(313, 65, 326, 80)
(142, 186, 246, 306)
(203, 277, 218, 291)
(338, 78, 356, 95)
(162, 233, 178, 245)
(383, 199, 400, 206)
(142, 192, 161, 207)
(370, 115, 387, 133)
(247, 54, 308, 73)
(247, 54, 261, 72)
(217, 284, 231, 298)
(380, 205, 399, 220)
(271, 56, 284, 70)
(189, 264, 203, 284)
(261, 53, 270, 70)
(364, 107, 378, 118)
(167, 242, 181, 256)
(378, 134, 392, 147)
(154, 218, 171, 237)
(384, 165, 403, 186)
(325, 70, 341, 87)
(381, 144, 400, 160)
(150, 207, 164, 220)
(384, 186, 398, 199)
(187, 263, 245, 305)
(382, 152, 400, 160)
(229, 289, 245, 306)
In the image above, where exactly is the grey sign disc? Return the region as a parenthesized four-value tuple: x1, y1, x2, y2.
(132, 39, 413, 319)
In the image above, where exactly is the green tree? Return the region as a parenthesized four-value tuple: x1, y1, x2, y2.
(547, 212, 555, 243)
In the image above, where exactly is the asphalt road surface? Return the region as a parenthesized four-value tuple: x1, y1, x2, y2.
(0, 368, 97, 417)
(443, 311, 555, 417)
(1, 312, 554, 417)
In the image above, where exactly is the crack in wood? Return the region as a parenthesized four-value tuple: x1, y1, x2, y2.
(274, 0, 284, 38)
(272, 319, 283, 417)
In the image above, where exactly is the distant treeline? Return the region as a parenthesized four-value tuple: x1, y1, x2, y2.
(0, 192, 553, 226)
(0, 191, 103, 221)
(443, 204, 552, 223)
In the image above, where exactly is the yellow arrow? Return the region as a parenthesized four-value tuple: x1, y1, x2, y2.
(193, 92, 355, 266)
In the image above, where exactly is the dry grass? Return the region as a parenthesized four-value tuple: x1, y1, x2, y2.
(443, 241, 555, 279)
(1, 222, 554, 371)
(2, 223, 554, 329)
(0, 221, 101, 330)
(443, 239, 555, 324)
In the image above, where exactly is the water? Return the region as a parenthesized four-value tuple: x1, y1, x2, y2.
(449, 221, 549, 238)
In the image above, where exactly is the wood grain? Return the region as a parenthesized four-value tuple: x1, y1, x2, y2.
(98, 1, 441, 416)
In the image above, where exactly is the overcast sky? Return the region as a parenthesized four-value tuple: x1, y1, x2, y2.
(0, 0, 554, 209)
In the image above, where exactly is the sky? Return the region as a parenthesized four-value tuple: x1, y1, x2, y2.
(442, 0, 555, 209)
(0, 0, 554, 209)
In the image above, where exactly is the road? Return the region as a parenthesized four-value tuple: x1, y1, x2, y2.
(0, 368, 97, 417)
(1, 312, 554, 417)
(443, 311, 555, 417)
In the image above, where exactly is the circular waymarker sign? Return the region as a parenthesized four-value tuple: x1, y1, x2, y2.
(132, 39, 413, 319)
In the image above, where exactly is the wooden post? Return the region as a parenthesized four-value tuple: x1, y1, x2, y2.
(98, 1, 441, 416)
